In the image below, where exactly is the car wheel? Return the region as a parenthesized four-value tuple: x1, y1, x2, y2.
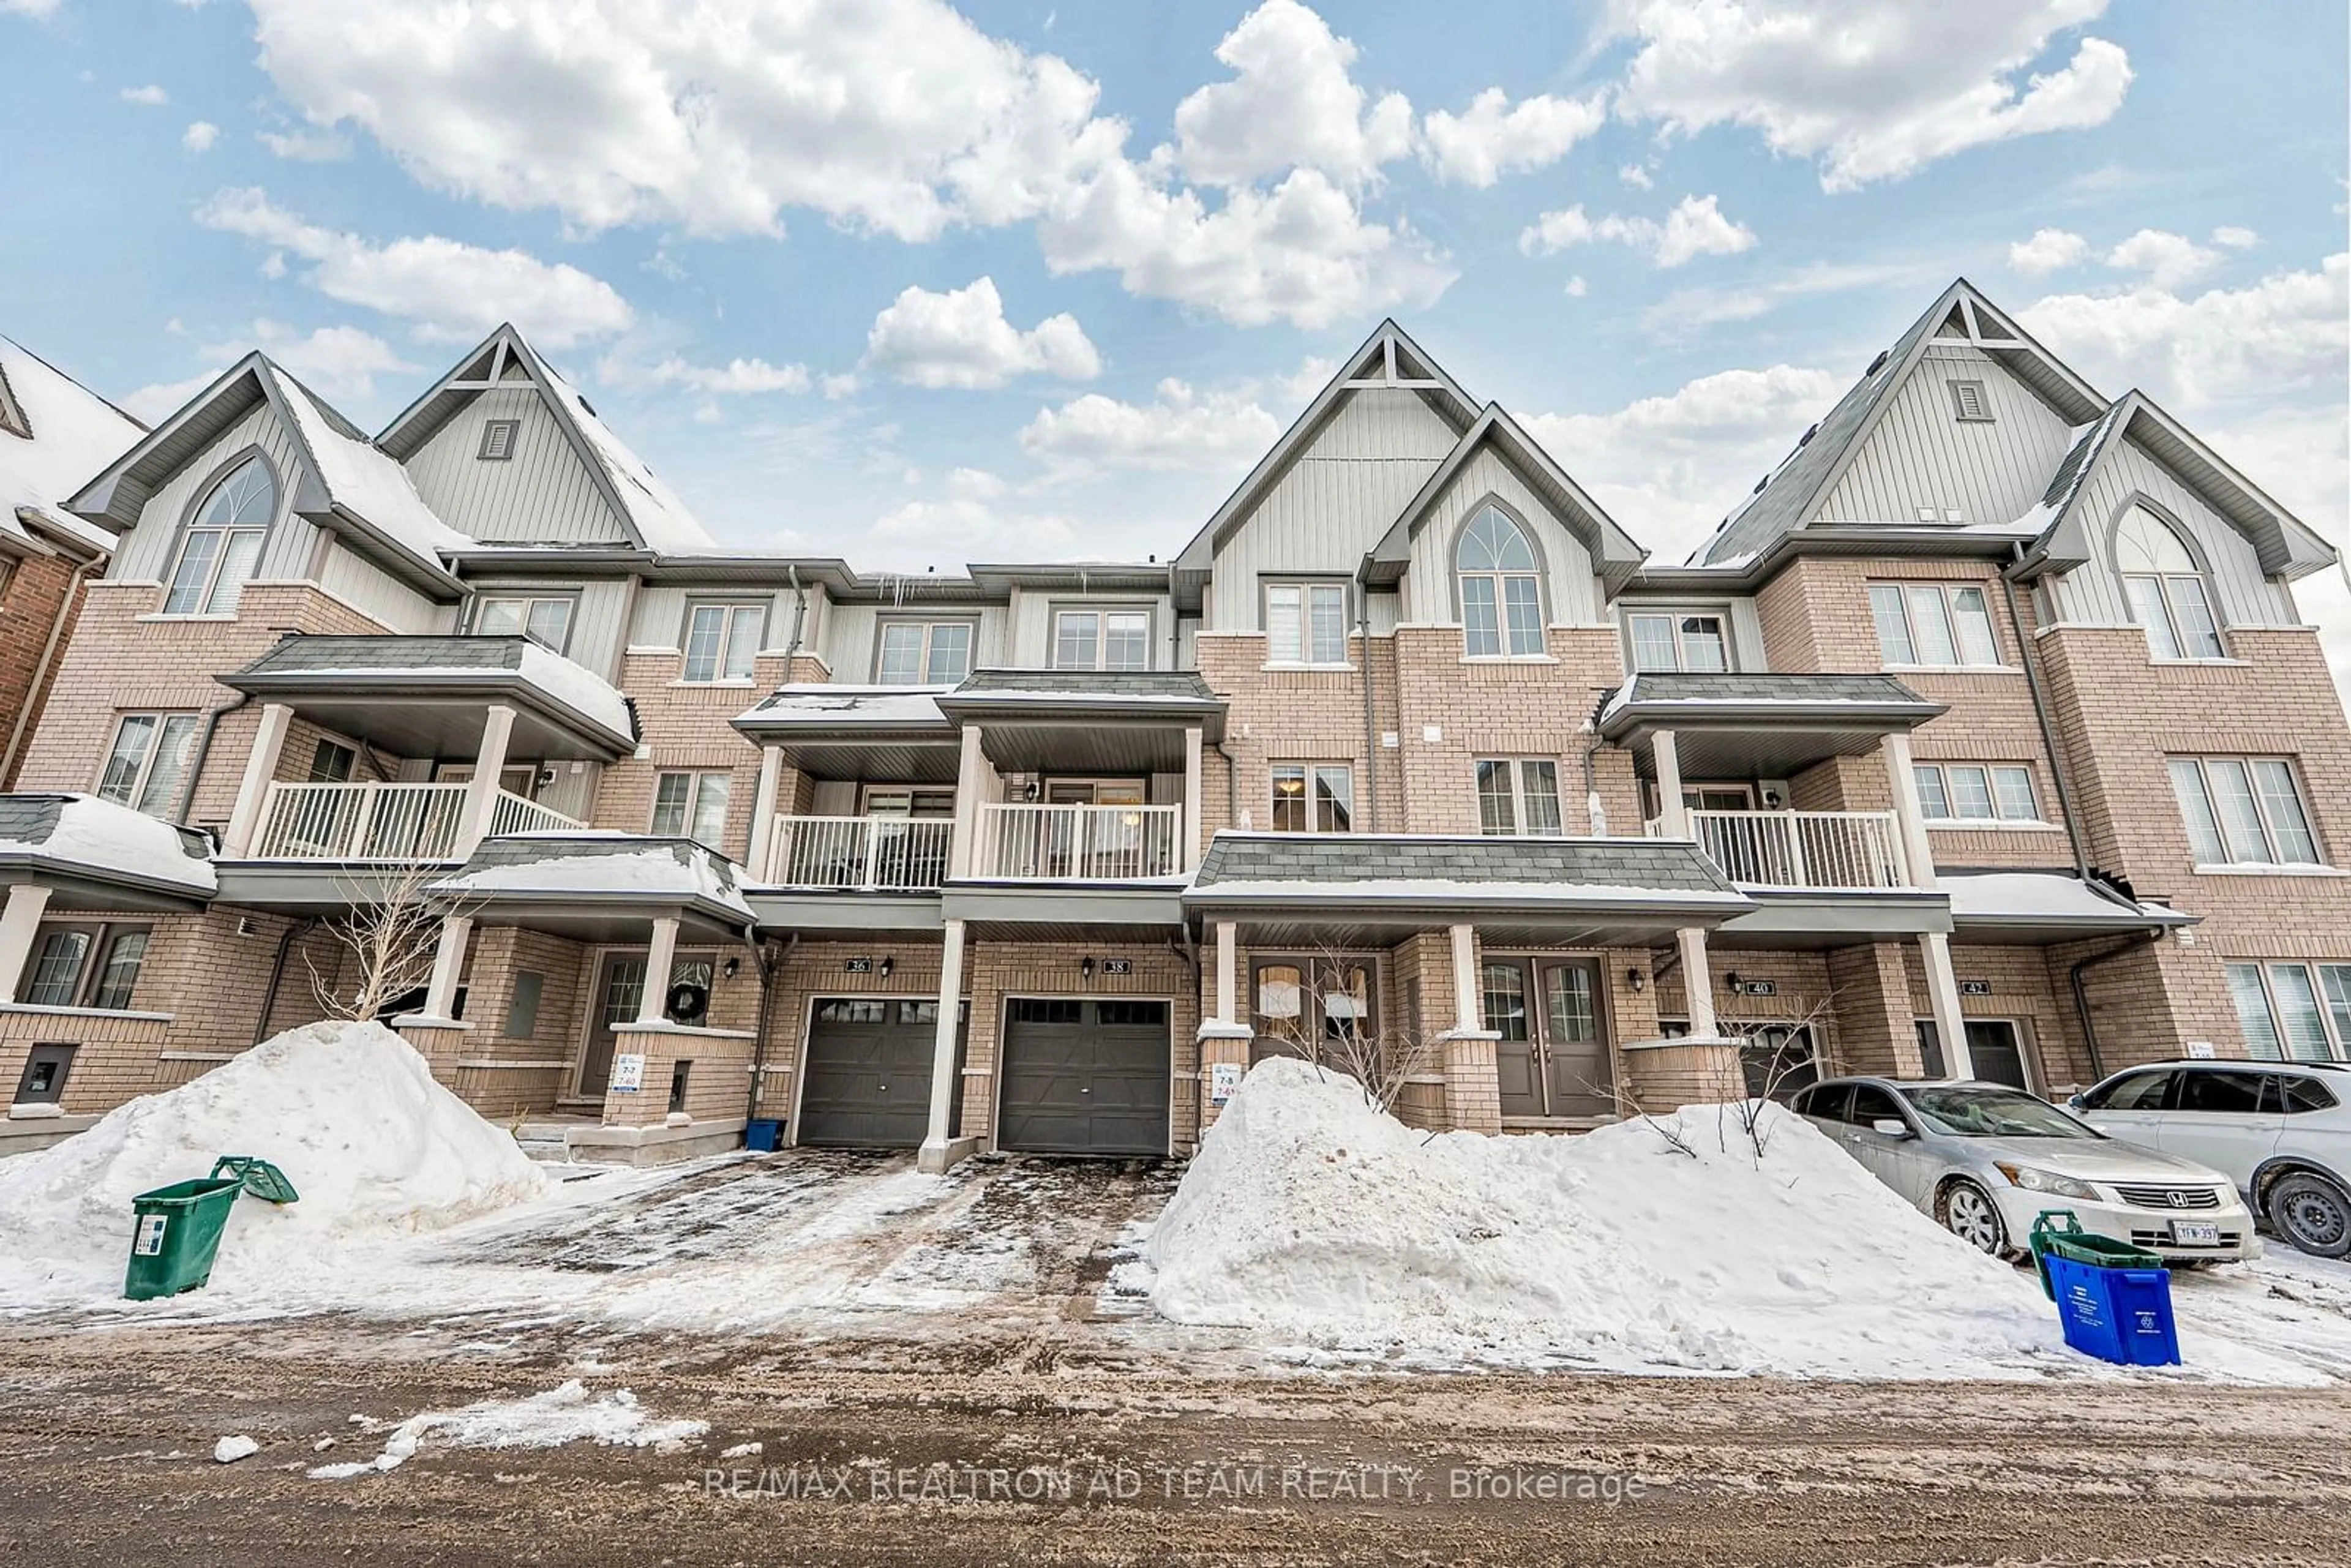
(1938, 1180, 2010, 1258)
(2268, 1173, 2351, 1259)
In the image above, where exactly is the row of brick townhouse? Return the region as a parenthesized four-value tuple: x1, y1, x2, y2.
(0, 282, 2344, 1166)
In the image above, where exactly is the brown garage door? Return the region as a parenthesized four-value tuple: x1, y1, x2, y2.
(997, 998, 1171, 1156)
(795, 998, 948, 1149)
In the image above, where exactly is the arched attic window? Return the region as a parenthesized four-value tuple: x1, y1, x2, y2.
(1457, 505, 1543, 657)
(2116, 506, 2223, 660)
(163, 454, 277, 615)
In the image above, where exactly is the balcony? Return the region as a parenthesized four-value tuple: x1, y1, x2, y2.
(973, 802, 1182, 880)
(764, 814, 953, 891)
(250, 781, 581, 861)
(1649, 809, 1911, 891)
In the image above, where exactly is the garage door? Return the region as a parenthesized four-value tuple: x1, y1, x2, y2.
(997, 998, 1171, 1156)
(795, 998, 947, 1148)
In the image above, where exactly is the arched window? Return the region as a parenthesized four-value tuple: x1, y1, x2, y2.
(163, 454, 276, 615)
(2115, 507, 2222, 659)
(1457, 505, 1543, 656)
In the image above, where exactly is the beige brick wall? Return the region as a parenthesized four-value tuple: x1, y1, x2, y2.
(598, 648, 790, 863)
(0, 550, 91, 790)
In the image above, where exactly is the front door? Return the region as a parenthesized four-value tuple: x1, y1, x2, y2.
(1487, 958, 1614, 1119)
(579, 951, 648, 1097)
(1249, 958, 1374, 1065)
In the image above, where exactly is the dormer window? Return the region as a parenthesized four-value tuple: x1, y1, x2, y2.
(2117, 508, 2224, 660)
(1456, 505, 1543, 658)
(163, 454, 276, 615)
(478, 419, 520, 460)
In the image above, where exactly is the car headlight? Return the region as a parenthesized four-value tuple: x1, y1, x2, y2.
(1992, 1162, 2101, 1201)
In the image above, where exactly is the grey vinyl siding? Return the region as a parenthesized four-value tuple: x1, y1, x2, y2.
(317, 541, 448, 632)
(2046, 437, 2292, 629)
(823, 601, 1009, 680)
(112, 402, 308, 582)
(1400, 447, 1601, 626)
(1612, 595, 1763, 672)
(403, 387, 632, 546)
(1813, 346, 2079, 528)
(531, 760, 601, 821)
(1011, 594, 1170, 669)
(1205, 388, 1457, 629)
(626, 584, 792, 651)
(458, 576, 631, 680)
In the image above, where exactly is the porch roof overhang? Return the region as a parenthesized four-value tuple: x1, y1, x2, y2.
(223, 634, 637, 760)
(1711, 890, 1952, 949)
(209, 861, 457, 914)
(0, 795, 215, 912)
(743, 889, 946, 935)
(730, 686, 962, 782)
(938, 670, 1225, 774)
(429, 835, 754, 942)
(1943, 869, 2196, 944)
(1597, 672, 1946, 779)
(944, 880, 1187, 939)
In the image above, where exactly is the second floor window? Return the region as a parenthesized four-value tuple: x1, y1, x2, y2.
(1271, 763, 1353, 833)
(682, 601, 766, 682)
(1914, 763, 2041, 823)
(2117, 508, 2224, 660)
(1627, 612, 1728, 673)
(876, 620, 972, 684)
(651, 771, 732, 846)
(1476, 758, 1563, 836)
(97, 712, 199, 816)
(1266, 583, 1348, 665)
(2169, 756, 2322, 868)
(475, 595, 574, 653)
(163, 454, 275, 615)
(1869, 582, 2000, 667)
(1053, 609, 1150, 671)
(1457, 506, 1543, 657)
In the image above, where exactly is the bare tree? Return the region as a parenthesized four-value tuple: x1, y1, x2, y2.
(306, 861, 470, 1021)
(1278, 947, 1443, 1119)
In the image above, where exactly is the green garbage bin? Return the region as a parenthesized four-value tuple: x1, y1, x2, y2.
(2030, 1209, 2164, 1299)
(210, 1155, 299, 1204)
(123, 1176, 244, 1300)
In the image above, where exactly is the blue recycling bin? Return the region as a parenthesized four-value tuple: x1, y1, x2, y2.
(743, 1118, 783, 1153)
(2045, 1251, 2180, 1366)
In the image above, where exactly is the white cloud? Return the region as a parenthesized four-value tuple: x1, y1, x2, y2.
(1644, 257, 1954, 335)
(0, 0, 62, 18)
(124, 320, 417, 423)
(1171, 0, 1414, 189)
(1618, 162, 1654, 190)
(2008, 227, 2088, 274)
(820, 372, 861, 400)
(2104, 228, 2225, 290)
(2211, 225, 2260, 251)
(1518, 194, 1757, 268)
(1564, 275, 1590, 298)
(1608, 0, 2132, 191)
(861, 277, 1100, 389)
(874, 467, 1080, 555)
(258, 125, 353, 162)
(1018, 377, 1283, 479)
(122, 371, 225, 425)
(181, 121, 220, 154)
(1420, 87, 1608, 187)
(120, 84, 169, 106)
(613, 355, 813, 396)
(195, 187, 634, 347)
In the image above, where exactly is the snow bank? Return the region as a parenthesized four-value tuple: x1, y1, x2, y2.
(1144, 1058, 2066, 1378)
(309, 1381, 706, 1480)
(0, 1021, 547, 1301)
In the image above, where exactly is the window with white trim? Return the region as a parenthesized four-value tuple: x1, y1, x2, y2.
(1475, 758, 1564, 836)
(1265, 582, 1349, 666)
(1913, 763, 2042, 823)
(876, 620, 973, 684)
(681, 601, 766, 682)
(1626, 611, 1729, 673)
(163, 455, 275, 615)
(2169, 756, 2323, 868)
(1052, 608, 1150, 671)
(1457, 506, 1543, 658)
(2117, 508, 2224, 660)
(2227, 961, 2351, 1062)
(650, 771, 732, 845)
(97, 712, 200, 816)
(1867, 582, 2000, 667)
(1270, 763, 1353, 833)
(474, 594, 574, 653)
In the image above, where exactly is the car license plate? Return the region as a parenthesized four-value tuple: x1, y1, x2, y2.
(2170, 1220, 2221, 1245)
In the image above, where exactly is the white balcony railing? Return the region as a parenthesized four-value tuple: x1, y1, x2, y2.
(765, 814, 953, 890)
(252, 781, 580, 861)
(1648, 809, 1910, 890)
(975, 802, 1182, 880)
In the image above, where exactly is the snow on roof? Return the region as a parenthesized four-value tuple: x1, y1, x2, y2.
(1940, 869, 2183, 925)
(0, 336, 144, 553)
(0, 793, 215, 895)
(739, 686, 953, 727)
(514, 642, 635, 738)
(274, 373, 470, 569)
(1185, 877, 1750, 905)
(435, 838, 753, 919)
(536, 359, 715, 554)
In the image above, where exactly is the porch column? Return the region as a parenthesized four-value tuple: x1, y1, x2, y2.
(1652, 729, 1687, 837)
(1879, 731, 1937, 889)
(919, 917, 968, 1164)
(1449, 923, 1480, 1033)
(456, 703, 517, 855)
(636, 915, 680, 1026)
(744, 745, 784, 877)
(1182, 723, 1204, 872)
(1918, 931, 1973, 1078)
(950, 724, 986, 879)
(1213, 918, 1237, 1023)
(421, 915, 471, 1021)
(0, 883, 55, 1004)
(1676, 925, 1718, 1038)
(222, 702, 294, 857)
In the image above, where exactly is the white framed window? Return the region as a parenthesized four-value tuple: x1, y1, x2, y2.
(474, 594, 574, 653)
(1052, 608, 1150, 671)
(875, 620, 973, 685)
(1457, 506, 1543, 658)
(681, 601, 766, 682)
(1475, 758, 1564, 836)
(651, 771, 732, 845)
(163, 454, 275, 615)
(1270, 763, 1353, 833)
(1867, 582, 2001, 667)
(477, 419, 520, 460)
(97, 713, 200, 816)
(1913, 763, 2042, 823)
(1627, 611, 1729, 673)
(2117, 508, 2224, 661)
(2169, 757, 2323, 868)
(1265, 582, 1349, 666)
(2227, 961, 2351, 1062)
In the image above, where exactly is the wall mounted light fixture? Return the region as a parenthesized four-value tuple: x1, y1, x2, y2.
(722, 956, 741, 980)
(879, 956, 894, 978)
(1079, 957, 1096, 982)
(1626, 967, 1646, 994)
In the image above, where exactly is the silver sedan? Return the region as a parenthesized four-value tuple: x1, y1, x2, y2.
(1791, 1077, 2258, 1264)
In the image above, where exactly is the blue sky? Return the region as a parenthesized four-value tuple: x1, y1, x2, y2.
(2, 1, 2344, 668)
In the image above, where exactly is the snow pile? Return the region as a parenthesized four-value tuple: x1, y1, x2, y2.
(0, 1021, 547, 1302)
(1144, 1058, 2066, 1378)
(310, 1381, 707, 1480)
(212, 1435, 259, 1464)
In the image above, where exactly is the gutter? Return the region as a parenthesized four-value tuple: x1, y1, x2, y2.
(743, 932, 791, 1125)
(1357, 576, 1379, 832)
(254, 914, 320, 1045)
(0, 544, 97, 786)
(176, 688, 254, 825)
(1999, 550, 2112, 899)
(2067, 930, 2161, 1084)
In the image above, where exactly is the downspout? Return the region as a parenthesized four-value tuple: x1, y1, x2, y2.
(782, 565, 807, 662)
(1354, 558, 1379, 832)
(1580, 736, 1608, 837)
(176, 688, 254, 825)
(1216, 741, 1240, 831)
(743, 931, 792, 1125)
(253, 915, 321, 1044)
(1998, 554, 2100, 891)
(0, 547, 96, 786)
(2068, 930, 2159, 1085)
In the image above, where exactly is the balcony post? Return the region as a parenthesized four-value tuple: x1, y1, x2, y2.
(0, 883, 55, 1004)
(1878, 732, 1937, 890)
(1676, 925, 1718, 1038)
(950, 726, 985, 879)
(745, 745, 784, 877)
(456, 703, 517, 856)
(1652, 729, 1687, 837)
(1182, 724, 1204, 872)
(1213, 918, 1237, 1024)
(1448, 923, 1480, 1033)
(222, 702, 294, 857)
(421, 915, 471, 1021)
(918, 917, 969, 1171)
(636, 915, 680, 1026)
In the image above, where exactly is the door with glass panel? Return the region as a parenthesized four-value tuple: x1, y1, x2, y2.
(1251, 958, 1373, 1066)
(1046, 779, 1146, 877)
(578, 951, 648, 1097)
(1485, 958, 1611, 1118)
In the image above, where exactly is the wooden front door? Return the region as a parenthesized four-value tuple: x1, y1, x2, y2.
(578, 951, 648, 1098)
